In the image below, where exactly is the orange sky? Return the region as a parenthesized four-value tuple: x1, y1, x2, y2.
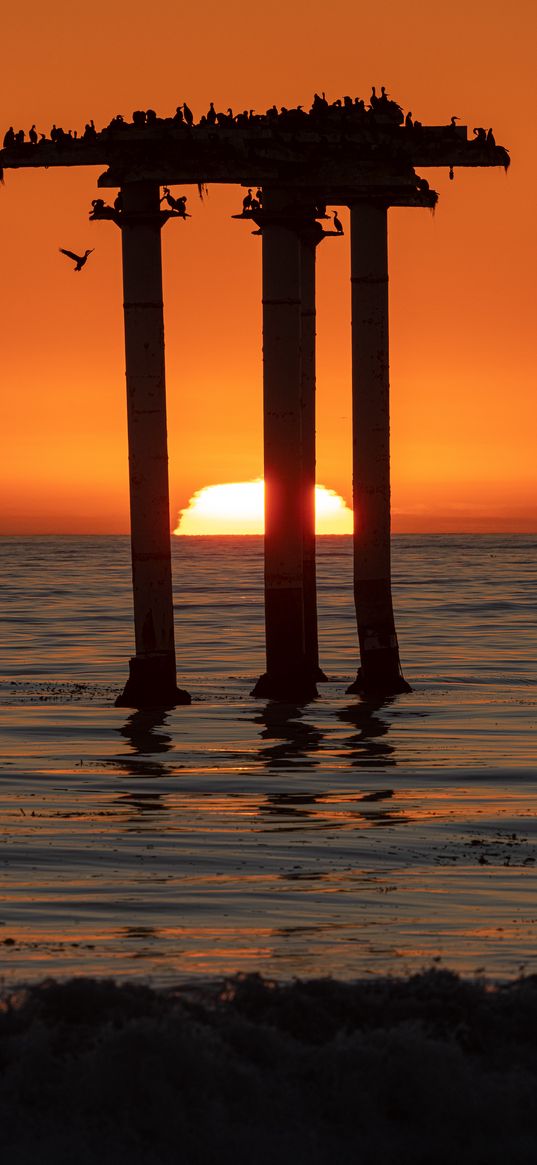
(1, 0, 535, 533)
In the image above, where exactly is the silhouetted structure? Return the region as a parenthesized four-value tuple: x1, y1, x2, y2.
(0, 92, 510, 705)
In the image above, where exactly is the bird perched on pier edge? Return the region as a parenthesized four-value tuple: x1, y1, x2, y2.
(333, 211, 344, 234)
(59, 247, 94, 271)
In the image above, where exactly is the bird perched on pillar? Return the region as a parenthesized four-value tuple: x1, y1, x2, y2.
(59, 247, 94, 272)
(333, 211, 344, 234)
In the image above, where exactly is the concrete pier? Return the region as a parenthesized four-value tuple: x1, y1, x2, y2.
(347, 201, 410, 696)
(116, 181, 190, 708)
(1, 95, 508, 703)
(300, 232, 327, 682)
(253, 192, 317, 701)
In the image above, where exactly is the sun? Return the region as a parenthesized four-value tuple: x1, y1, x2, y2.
(175, 480, 353, 535)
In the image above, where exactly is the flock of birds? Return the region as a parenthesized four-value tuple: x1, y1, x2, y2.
(57, 188, 342, 274)
(3, 89, 499, 273)
(2, 88, 499, 151)
(59, 183, 346, 273)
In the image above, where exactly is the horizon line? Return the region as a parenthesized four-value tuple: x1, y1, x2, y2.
(1, 530, 537, 538)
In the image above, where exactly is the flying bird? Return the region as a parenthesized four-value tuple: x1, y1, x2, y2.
(333, 211, 344, 234)
(59, 247, 94, 271)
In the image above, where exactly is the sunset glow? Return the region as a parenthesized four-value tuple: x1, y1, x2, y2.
(175, 481, 353, 535)
(0, 2, 535, 535)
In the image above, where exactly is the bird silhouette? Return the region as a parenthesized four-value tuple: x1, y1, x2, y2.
(333, 211, 344, 234)
(59, 247, 94, 271)
(29, 124, 38, 144)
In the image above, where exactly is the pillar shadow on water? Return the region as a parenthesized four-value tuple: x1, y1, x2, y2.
(336, 697, 396, 768)
(253, 701, 324, 770)
(116, 708, 174, 780)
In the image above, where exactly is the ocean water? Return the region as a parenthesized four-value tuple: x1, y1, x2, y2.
(0, 534, 536, 986)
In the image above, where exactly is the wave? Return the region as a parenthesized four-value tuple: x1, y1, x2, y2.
(3, 970, 537, 1163)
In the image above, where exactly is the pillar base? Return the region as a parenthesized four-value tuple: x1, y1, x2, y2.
(346, 655, 411, 698)
(115, 653, 191, 709)
(251, 670, 318, 703)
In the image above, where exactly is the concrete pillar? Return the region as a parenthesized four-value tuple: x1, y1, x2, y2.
(300, 235, 326, 681)
(347, 201, 410, 696)
(252, 191, 317, 701)
(116, 181, 190, 708)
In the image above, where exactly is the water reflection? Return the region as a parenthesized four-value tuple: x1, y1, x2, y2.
(119, 709, 174, 760)
(253, 702, 324, 769)
(116, 710, 173, 817)
(337, 698, 396, 767)
(258, 787, 409, 834)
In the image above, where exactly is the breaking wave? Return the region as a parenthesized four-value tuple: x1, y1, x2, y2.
(3, 970, 537, 1163)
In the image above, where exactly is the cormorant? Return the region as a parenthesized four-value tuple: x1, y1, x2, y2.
(450, 115, 460, 126)
(333, 211, 344, 234)
(242, 189, 253, 212)
(29, 124, 38, 144)
(114, 192, 124, 212)
(207, 102, 217, 126)
(59, 248, 94, 272)
(405, 111, 413, 128)
(183, 103, 194, 127)
(486, 128, 496, 147)
(161, 188, 188, 216)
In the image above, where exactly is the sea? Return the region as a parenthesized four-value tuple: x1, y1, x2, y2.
(2, 533, 537, 1163)
(1, 533, 536, 988)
